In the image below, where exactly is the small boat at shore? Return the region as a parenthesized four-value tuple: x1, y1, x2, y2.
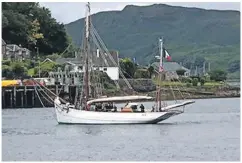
(36, 2, 195, 125)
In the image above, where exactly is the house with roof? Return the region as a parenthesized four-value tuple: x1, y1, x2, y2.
(54, 49, 120, 81)
(151, 62, 191, 80)
(2, 40, 31, 60)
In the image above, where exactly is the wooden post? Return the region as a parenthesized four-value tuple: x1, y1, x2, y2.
(24, 86, 27, 108)
(13, 86, 16, 108)
(10, 89, 13, 108)
(21, 90, 24, 108)
(2, 88, 5, 108)
(32, 89, 35, 107)
(69, 86, 71, 103)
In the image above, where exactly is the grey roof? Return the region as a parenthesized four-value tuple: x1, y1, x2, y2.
(151, 62, 190, 72)
(56, 50, 119, 67)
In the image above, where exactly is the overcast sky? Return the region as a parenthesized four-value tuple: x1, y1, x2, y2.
(39, 2, 240, 24)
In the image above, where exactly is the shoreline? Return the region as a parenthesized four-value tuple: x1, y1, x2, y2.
(2, 96, 239, 109)
(1, 84, 240, 109)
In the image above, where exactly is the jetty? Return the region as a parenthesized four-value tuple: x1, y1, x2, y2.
(2, 85, 78, 109)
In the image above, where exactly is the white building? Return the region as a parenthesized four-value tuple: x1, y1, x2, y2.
(55, 50, 120, 81)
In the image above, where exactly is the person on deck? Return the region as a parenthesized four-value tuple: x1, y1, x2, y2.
(159, 107, 162, 112)
(124, 102, 129, 107)
(140, 104, 145, 113)
(151, 106, 155, 112)
(113, 105, 117, 112)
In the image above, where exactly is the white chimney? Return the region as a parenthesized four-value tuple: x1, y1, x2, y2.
(97, 49, 100, 58)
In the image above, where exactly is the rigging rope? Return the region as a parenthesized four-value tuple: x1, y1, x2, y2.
(90, 30, 120, 89)
(35, 82, 55, 102)
(31, 79, 67, 103)
(34, 85, 45, 107)
(90, 22, 133, 90)
(37, 86, 54, 105)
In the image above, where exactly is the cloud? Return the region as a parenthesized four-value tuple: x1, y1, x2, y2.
(40, 2, 240, 24)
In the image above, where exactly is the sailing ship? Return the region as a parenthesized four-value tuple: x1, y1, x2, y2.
(50, 2, 195, 124)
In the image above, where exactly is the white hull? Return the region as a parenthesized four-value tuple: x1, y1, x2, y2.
(54, 103, 183, 124)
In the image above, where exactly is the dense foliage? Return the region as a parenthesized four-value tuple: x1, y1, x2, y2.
(2, 2, 70, 55)
(209, 70, 227, 82)
(2, 58, 62, 78)
(176, 69, 186, 76)
(119, 58, 137, 78)
(65, 4, 240, 78)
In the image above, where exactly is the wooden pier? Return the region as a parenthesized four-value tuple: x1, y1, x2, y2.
(2, 85, 78, 109)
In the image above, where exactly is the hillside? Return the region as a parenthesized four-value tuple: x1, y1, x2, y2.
(65, 3, 240, 78)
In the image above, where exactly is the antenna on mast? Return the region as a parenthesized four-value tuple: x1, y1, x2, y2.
(85, 2, 90, 39)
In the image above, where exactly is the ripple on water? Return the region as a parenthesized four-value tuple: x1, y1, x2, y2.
(2, 98, 240, 161)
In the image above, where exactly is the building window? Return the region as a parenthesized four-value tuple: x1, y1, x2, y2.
(103, 67, 107, 71)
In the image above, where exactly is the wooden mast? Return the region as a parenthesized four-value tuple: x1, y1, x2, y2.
(157, 38, 163, 112)
(84, 2, 91, 110)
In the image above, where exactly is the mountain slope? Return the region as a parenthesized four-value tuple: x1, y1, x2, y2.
(65, 4, 240, 77)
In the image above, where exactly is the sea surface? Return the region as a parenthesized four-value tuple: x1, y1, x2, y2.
(2, 98, 240, 161)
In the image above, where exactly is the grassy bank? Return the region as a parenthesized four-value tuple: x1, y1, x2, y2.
(104, 80, 240, 101)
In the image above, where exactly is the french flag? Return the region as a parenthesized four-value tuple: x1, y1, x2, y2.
(163, 48, 171, 61)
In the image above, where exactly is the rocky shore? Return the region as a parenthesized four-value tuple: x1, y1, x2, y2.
(105, 79, 240, 101)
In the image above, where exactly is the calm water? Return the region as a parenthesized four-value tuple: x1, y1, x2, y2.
(2, 98, 240, 161)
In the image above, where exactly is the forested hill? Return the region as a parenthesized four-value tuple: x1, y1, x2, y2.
(2, 2, 70, 55)
(65, 3, 240, 78)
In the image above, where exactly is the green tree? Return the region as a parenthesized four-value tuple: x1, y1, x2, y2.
(37, 61, 59, 77)
(192, 78, 198, 86)
(119, 58, 136, 78)
(176, 69, 186, 76)
(209, 70, 227, 82)
(28, 19, 44, 46)
(2, 2, 69, 55)
(134, 69, 150, 78)
(200, 77, 205, 86)
(147, 65, 154, 78)
(2, 65, 13, 78)
(10, 61, 27, 77)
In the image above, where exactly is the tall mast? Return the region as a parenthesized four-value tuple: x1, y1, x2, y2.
(84, 2, 90, 109)
(157, 38, 163, 112)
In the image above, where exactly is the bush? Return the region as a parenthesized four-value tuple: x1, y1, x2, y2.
(181, 77, 192, 83)
(192, 78, 198, 86)
(186, 83, 192, 87)
(176, 69, 186, 76)
(134, 69, 149, 78)
(200, 77, 205, 86)
(209, 70, 227, 82)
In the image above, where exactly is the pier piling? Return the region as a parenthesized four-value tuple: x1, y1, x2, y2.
(2, 85, 78, 109)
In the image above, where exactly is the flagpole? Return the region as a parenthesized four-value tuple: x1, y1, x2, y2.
(157, 37, 163, 112)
